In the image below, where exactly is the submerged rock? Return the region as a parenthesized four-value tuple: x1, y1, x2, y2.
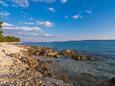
(61, 50, 87, 61)
(61, 49, 101, 61)
(71, 54, 87, 61)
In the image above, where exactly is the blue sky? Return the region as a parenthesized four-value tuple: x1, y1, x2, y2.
(0, 0, 115, 42)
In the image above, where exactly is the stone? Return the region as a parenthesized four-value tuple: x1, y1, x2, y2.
(110, 77, 115, 85)
(61, 50, 76, 56)
(61, 50, 87, 61)
(28, 46, 60, 58)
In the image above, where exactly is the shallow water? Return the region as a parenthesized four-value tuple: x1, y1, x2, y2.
(37, 56, 115, 81)
(59, 60, 115, 80)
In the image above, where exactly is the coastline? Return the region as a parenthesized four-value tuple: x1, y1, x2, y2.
(0, 43, 114, 86)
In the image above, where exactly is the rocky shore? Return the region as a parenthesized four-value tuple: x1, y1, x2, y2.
(0, 43, 114, 86)
(27, 46, 99, 61)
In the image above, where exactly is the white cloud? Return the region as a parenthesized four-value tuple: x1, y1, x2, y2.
(0, 0, 69, 8)
(3, 22, 61, 41)
(3, 22, 13, 27)
(48, 7, 55, 13)
(3, 22, 42, 32)
(61, 0, 68, 4)
(43, 34, 53, 37)
(41, 34, 63, 37)
(33, 0, 56, 3)
(17, 32, 63, 38)
(19, 19, 55, 28)
(5, 26, 41, 31)
(65, 16, 68, 19)
(21, 26, 41, 31)
(0, 0, 8, 6)
(38, 21, 54, 27)
(0, 0, 60, 8)
(86, 10, 92, 14)
(72, 14, 82, 19)
(23, 22, 34, 25)
(11, 0, 29, 8)
(3, 21, 59, 40)
(17, 31, 39, 36)
(0, 11, 10, 17)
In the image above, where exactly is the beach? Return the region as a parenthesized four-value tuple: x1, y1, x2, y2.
(0, 43, 75, 86)
(0, 43, 114, 86)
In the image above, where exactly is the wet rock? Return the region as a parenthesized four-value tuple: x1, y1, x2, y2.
(61, 50, 87, 61)
(61, 50, 76, 56)
(48, 51, 60, 58)
(28, 46, 60, 58)
(71, 54, 87, 61)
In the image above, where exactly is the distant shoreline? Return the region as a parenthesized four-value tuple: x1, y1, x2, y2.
(21, 40, 115, 43)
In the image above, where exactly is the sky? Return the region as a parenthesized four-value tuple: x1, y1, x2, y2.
(0, 0, 115, 42)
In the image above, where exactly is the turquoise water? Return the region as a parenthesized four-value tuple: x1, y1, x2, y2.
(22, 40, 115, 60)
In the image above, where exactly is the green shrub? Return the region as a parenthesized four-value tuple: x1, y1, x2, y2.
(0, 29, 20, 42)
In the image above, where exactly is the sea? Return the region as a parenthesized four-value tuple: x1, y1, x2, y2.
(22, 40, 115, 60)
(22, 40, 115, 80)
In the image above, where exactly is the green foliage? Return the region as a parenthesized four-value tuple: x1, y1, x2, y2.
(0, 22, 3, 28)
(0, 20, 20, 42)
(0, 29, 3, 34)
(0, 34, 5, 42)
(0, 29, 20, 42)
(4, 36, 20, 42)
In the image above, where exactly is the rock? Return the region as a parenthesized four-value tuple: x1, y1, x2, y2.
(110, 77, 115, 85)
(48, 52, 60, 58)
(61, 50, 87, 61)
(28, 46, 99, 61)
(61, 50, 76, 56)
(71, 54, 87, 61)
(28, 46, 60, 58)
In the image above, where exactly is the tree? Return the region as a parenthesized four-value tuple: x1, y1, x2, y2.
(4, 36, 20, 42)
(0, 16, 20, 42)
(0, 29, 3, 35)
(0, 21, 3, 28)
(0, 16, 3, 28)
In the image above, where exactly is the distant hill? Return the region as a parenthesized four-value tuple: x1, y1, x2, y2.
(59, 40, 115, 42)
